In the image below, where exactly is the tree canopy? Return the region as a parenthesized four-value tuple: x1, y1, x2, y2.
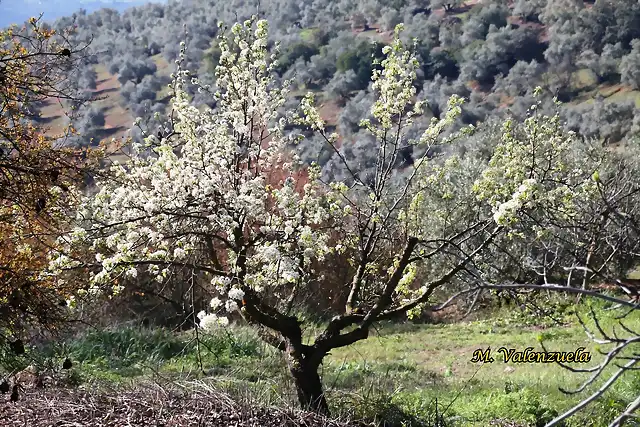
(0, 15, 100, 357)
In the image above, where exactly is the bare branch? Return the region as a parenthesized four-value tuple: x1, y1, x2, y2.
(545, 358, 639, 427)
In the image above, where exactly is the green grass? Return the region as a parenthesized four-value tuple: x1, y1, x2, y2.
(299, 27, 321, 43)
(17, 300, 640, 427)
(453, 10, 472, 22)
(602, 88, 640, 107)
(568, 68, 640, 109)
(573, 69, 598, 90)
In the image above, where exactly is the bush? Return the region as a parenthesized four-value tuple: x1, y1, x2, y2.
(67, 326, 187, 368)
(333, 390, 452, 427)
(336, 41, 385, 90)
(461, 26, 545, 85)
(419, 47, 460, 80)
(620, 39, 640, 89)
(64, 325, 263, 375)
(275, 41, 320, 75)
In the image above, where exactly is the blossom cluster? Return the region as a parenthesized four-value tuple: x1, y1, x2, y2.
(197, 310, 229, 332)
(493, 178, 538, 226)
(50, 17, 348, 324)
(471, 93, 594, 228)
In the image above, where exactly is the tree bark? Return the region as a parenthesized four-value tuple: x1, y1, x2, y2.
(239, 290, 330, 414)
(290, 360, 329, 415)
(286, 346, 329, 415)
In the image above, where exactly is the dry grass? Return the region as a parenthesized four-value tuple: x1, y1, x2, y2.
(0, 380, 363, 427)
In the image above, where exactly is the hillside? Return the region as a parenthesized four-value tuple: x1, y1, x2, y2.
(34, 0, 640, 182)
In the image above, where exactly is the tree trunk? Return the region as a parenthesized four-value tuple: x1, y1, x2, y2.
(286, 345, 329, 415)
(290, 360, 329, 415)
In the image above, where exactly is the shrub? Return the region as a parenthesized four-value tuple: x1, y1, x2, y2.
(336, 41, 384, 89)
(275, 42, 320, 75)
(478, 388, 560, 427)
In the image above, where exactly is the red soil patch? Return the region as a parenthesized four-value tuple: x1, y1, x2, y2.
(38, 64, 133, 144)
(317, 99, 341, 127)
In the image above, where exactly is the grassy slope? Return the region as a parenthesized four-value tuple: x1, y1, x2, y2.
(570, 69, 640, 108)
(48, 301, 640, 427)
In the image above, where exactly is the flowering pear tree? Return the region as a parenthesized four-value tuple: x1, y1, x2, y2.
(51, 18, 587, 413)
(455, 110, 640, 427)
(408, 97, 640, 426)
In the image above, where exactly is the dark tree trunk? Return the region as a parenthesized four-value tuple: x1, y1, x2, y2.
(286, 344, 329, 415)
(290, 360, 329, 415)
(239, 288, 330, 413)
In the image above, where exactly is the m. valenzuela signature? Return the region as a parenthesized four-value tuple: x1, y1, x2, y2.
(470, 347, 592, 363)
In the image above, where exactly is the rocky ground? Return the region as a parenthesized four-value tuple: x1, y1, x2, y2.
(0, 383, 362, 427)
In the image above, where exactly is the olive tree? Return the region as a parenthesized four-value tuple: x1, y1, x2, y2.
(325, 69, 360, 102)
(620, 39, 640, 90)
(492, 60, 544, 97)
(460, 2, 509, 45)
(50, 19, 599, 415)
(513, 0, 546, 23)
(431, 0, 464, 13)
(577, 43, 624, 84)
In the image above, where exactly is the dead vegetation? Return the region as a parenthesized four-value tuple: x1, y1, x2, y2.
(0, 382, 364, 427)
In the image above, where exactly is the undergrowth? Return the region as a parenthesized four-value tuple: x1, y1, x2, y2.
(2, 300, 638, 427)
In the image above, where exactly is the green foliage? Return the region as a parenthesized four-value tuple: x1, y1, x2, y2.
(420, 48, 460, 80)
(203, 43, 222, 75)
(63, 368, 85, 387)
(62, 325, 262, 377)
(336, 41, 385, 89)
(300, 27, 331, 46)
(0, 340, 30, 374)
(333, 390, 451, 427)
(199, 329, 261, 360)
(473, 388, 560, 426)
(486, 297, 578, 330)
(273, 27, 330, 76)
(326, 361, 376, 390)
(68, 326, 187, 368)
(274, 42, 320, 75)
(564, 396, 627, 427)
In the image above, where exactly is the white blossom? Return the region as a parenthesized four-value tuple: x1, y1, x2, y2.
(198, 312, 227, 331)
(211, 276, 231, 288)
(228, 288, 245, 300)
(210, 297, 222, 309)
(225, 300, 239, 313)
(60, 17, 348, 328)
(173, 247, 187, 259)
